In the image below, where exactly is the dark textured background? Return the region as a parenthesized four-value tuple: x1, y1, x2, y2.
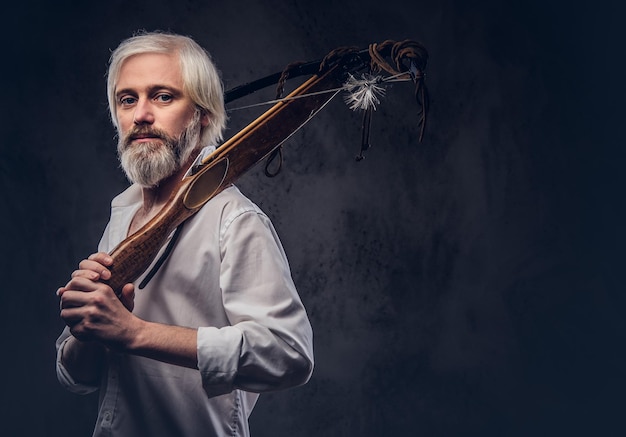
(1, 0, 624, 436)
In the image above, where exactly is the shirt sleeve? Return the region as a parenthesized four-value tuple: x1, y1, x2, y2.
(55, 221, 114, 396)
(55, 327, 100, 395)
(197, 208, 314, 397)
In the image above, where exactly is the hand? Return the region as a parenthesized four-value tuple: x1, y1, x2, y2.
(58, 252, 137, 349)
(61, 252, 135, 310)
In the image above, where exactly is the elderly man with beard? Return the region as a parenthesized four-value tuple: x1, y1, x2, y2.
(55, 31, 314, 437)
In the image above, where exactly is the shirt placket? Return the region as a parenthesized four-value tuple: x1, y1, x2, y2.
(98, 357, 120, 434)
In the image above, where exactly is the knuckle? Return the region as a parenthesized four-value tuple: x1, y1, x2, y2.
(87, 293, 103, 308)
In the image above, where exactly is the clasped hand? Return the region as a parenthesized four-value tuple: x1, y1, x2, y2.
(58, 252, 137, 349)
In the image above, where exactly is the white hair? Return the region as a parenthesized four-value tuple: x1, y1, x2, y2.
(107, 31, 227, 147)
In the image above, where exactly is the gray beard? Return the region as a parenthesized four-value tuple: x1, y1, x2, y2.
(117, 111, 202, 188)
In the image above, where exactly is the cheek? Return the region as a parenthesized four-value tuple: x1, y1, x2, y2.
(117, 112, 133, 132)
(166, 114, 194, 136)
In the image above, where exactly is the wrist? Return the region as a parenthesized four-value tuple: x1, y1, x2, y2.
(119, 316, 148, 353)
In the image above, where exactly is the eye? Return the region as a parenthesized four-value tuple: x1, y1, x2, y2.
(155, 94, 173, 103)
(119, 96, 136, 106)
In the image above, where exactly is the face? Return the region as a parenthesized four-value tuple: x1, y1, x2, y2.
(114, 52, 208, 187)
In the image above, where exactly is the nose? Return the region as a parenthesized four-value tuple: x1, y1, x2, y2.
(133, 99, 154, 125)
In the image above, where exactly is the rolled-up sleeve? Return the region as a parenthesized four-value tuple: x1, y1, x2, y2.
(55, 328, 99, 395)
(196, 208, 314, 397)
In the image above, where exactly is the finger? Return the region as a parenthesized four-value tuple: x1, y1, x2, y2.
(59, 305, 82, 325)
(60, 284, 118, 321)
(71, 269, 102, 281)
(60, 308, 96, 341)
(63, 275, 106, 294)
(77, 259, 112, 280)
(59, 287, 94, 310)
(119, 283, 135, 311)
(88, 252, 113, 266)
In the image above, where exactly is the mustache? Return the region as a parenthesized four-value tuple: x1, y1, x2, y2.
(122, 126, 171, 147)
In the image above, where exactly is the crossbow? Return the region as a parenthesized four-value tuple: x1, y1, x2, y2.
(105, 39, 429, 294)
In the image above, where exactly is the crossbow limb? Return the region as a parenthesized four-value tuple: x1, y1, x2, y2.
(105, 39, 429, 294)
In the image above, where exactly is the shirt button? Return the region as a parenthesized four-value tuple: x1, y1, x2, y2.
(103, 412, 112, 422)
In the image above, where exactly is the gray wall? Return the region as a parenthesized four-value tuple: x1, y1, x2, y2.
(1, 0, 624, 436)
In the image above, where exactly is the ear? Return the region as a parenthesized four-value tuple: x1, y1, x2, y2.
(200, 110, 211, 127)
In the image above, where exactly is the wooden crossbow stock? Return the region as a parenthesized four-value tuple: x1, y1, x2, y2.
(105, 39, 429, 294)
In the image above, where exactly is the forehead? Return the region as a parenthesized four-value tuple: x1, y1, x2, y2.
(116, 52, 183, 92)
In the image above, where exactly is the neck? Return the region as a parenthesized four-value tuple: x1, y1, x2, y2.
(139, 165, 186, 212)
(128, 150, 200, 236)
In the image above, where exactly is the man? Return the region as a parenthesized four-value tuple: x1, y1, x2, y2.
(56, 31, 314, 437)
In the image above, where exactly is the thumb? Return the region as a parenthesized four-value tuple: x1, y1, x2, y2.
(120, 284, 135, 311)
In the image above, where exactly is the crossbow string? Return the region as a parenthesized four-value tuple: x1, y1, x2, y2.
(225, 39, 429, 172)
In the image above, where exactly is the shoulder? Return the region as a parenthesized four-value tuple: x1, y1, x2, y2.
(188, 185, 271, 231)
(204, 185, 265, 220)
(185, 185, 278, 249)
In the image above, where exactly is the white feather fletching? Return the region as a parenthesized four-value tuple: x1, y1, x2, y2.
(343, 73, 386, 111)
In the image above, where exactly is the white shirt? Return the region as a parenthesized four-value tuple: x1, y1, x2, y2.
(56, 184, 314, 437)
